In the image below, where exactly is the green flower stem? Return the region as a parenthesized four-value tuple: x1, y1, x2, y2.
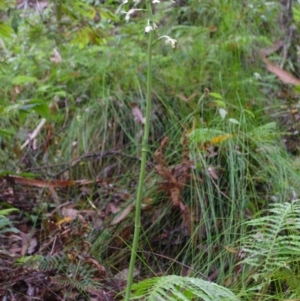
(124, 2, 154, 301)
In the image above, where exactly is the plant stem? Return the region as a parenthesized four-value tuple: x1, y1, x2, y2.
(124, 3, 154, 301)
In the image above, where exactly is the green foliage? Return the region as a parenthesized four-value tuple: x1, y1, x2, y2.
(240, 201, 300, 298)
(0, 21, 13, 38)
(272, 267, 300, 297)
(293, 3, 300, 28)
(241, 201, 300, 273)
(16, 252, 103, 293)
(0, 99, 50, 119)
(130, 275, 239, 301)
(184, 110, 300, 288)
(0, 208, 19, 233)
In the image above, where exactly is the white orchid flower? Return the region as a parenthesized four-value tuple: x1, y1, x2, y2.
(122, 8, 143, 22)
(145, 25, 152, 34)
(144, 20, 158, 34)
(123, 0, 140, 5)
(158, 35, 177, 48)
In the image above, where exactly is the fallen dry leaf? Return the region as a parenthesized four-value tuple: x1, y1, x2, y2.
(2, 175, 102, 189)
(111, 204, 133, 225)
(56, 216, 72, 226)
(210, 134, 233, 144)
(259, 40, 283, 57)
(260, 41, 300, 86)
(262, 56, 300, 85)
(113, 267, 139, 281)
(208, 166, 219, 180)
(130, 102, 146, 124)
(224, 246, 238, 254)
(177, 92, 198, 103)
(20, 232, 38, 255)
(61, 207, 78, 221)
(108, 203, 120, 214)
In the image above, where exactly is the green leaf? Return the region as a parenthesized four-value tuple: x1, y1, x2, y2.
(99, 8, 119, 21)
(14, 255, 43, 266)
(19, 103, 39, 111)
(209, 92, 223, 100)
(0, 100, 49, 118)
(37, 85, 67, 98)
(0, 171, 39, 177)
(0, 22, 13, 38)
(11, 13, 21, 34)
(1, 103, 23, 115)
(73, 1, 96, 19)
(71, 27, 90, 48)
(32, 103, 50, 119)
(0, 208, 19, 216)
(20, 100, 50, 119)
(0, 129, 13, 137)
(244, 109, 255, 119)
(59, 1, 96, 20)
(55, 2, 62, 21)
(0, 208, 19, 234)
(214, 99, 227, 108)
(18, 110, 27, 123)
(293, 6, 300, 23)
(12, 76, 38, 85)
(55, 90, 67, 97)
(37, 85, 52, 92)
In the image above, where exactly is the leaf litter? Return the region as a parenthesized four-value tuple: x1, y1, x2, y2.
(0, 130, 201, 300)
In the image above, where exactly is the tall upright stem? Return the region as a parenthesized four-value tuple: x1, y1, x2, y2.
(124, 2, 154, 301)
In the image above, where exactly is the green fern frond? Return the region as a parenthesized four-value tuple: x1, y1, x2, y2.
(248, 122, 278, 143)
(241, 201, 300, 273)
(0, 208, 19, 233)
(51, 274, 102, 292)
(15, 253, 69, 271)
(15, 252, 102, 293)
(130, 275, 239, 301)
(39, 252, 70, 272)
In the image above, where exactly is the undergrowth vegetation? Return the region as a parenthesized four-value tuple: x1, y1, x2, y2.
(1, 0, 300, 300)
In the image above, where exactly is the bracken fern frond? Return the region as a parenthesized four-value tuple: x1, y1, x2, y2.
(130, 275, 239, 301)
(241, 201, 300, 274)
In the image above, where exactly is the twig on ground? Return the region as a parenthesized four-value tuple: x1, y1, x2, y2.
(21, 118, 47, 150)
